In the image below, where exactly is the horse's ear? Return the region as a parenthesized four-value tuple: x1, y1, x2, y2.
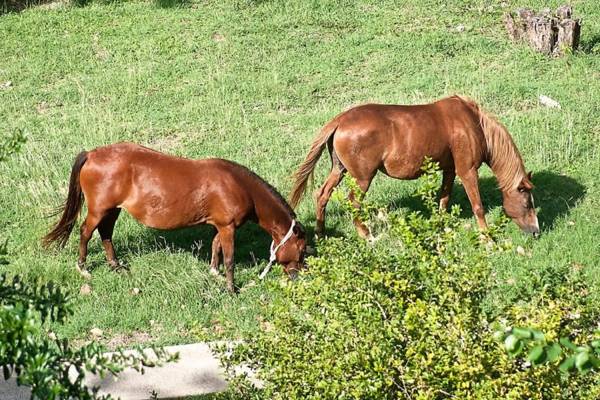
(527, 171, 533, 180)
(520, 174, 534, 191)
(293, 223, 304, 238)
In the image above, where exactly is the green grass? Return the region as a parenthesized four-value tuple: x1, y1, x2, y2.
(0, 0, 599, 348)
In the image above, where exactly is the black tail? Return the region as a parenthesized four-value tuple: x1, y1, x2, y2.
(43, 151, 88, 248)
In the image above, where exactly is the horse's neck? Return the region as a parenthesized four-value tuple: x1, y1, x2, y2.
(255, 199, 294, 243)
(486, 146, 526, 193)
(484, 128, 526, 193)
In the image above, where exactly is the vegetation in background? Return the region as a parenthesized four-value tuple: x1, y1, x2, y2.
(0, 0, 597, 375)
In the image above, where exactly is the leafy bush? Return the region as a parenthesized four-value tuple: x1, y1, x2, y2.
(0, 274, 178, 400)
(217, 161, 600, 399)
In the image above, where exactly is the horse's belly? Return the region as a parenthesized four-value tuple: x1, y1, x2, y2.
(380, 155, 429, 179)
(381, 147, 453, 179)
(119, 196, 209, 230)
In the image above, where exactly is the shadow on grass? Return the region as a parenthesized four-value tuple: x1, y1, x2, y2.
(153, 0, 189, 8)
(1, 0, 57, 13)
(384, 171, 585, 233)
(113, 223, 271, 270)
(580, 33, 600, 54)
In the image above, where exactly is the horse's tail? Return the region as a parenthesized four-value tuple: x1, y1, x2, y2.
(43, 151, 88, 248)
(289, 118, 339, 209)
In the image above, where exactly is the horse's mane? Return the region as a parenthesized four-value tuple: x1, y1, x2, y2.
(224, 159, 297, 218)
(454, 96, 527, 192)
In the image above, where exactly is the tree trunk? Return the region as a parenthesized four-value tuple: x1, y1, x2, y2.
(504, 5, 581, 56)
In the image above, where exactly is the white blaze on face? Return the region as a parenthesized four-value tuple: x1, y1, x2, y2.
(530, 193, 539, 232)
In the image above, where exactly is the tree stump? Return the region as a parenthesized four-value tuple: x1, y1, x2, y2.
(504, 5, 581, 56)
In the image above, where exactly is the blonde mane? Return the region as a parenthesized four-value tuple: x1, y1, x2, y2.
(455, 96, 527, 192)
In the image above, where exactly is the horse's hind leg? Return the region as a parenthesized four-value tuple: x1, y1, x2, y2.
(439, 169, 456, 210)
(97, 208, 122, 270)
(209, 232, 221, 276)
(77, 211, 104, 279)
(348, 178, 373, 240)
(314, 167, 345, 236)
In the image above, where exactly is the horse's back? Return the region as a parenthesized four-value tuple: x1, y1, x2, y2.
(331, 97, 483, 178)
(79, 144, 255, 229)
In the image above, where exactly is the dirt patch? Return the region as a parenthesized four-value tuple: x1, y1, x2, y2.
(106, 331, 153, 350)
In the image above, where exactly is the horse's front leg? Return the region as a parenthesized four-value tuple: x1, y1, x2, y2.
(439, 169, 456, 211)
(458, 168, 488, 230)
(217, 224, 236, 293)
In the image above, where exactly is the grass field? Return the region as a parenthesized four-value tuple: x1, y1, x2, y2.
(0, 0, 599, 350)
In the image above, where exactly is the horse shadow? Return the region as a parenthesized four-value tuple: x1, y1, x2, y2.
(111, 223, 271, 270)
(109, 219, 338, 272)
(385, 171, 585, 232)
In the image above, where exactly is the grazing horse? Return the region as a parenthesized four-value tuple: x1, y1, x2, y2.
(43, 143, 306, 292)
(289, 95, 539, 238)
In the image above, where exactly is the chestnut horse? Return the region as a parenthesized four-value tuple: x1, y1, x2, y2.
(290, 95, 539, 237)
(44, 143, 306, 292)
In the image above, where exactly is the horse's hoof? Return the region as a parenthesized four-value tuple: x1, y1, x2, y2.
(357, 229, 372, 240)
(209, 267, 220, 276)
(110, 260, 128, 272)
(76, 263, 92, 280)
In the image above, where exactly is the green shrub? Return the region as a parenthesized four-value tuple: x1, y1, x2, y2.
(217, 162, 600, 399)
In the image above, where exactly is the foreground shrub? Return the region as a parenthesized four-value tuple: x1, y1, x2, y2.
(218, 162, 600, 399)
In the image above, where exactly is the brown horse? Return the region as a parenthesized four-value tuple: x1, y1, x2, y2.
(43, 142, 306, 292)
(290, 95, 539, 238)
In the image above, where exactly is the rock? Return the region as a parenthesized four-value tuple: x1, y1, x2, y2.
(516, 246, 526, 256)
(90, 328, 103, 338)
(80, 283, 92, 295)
(211, 32, 225, 42)
(539, 95, 561, 109)
(131, 287, 141, 296)
(0, 81, 12, 89)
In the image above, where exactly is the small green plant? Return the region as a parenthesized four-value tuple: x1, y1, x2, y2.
(495, 326, 600, 374)
(0, 272, 179, 400)
(0, 130, 25, 163)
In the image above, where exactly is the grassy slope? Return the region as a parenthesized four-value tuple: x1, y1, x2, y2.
(0, 0, 598, 346)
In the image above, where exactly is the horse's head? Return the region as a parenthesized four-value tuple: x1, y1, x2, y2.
(277, 222, 307, 279)
(502, 172, 539, 237)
